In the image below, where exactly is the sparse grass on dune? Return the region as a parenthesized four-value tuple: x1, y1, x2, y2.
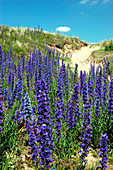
(91, 40, 113, 63)
(0, 25, 86, 61)
(91, 48, 113, 63)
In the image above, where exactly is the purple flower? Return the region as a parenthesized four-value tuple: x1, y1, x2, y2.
(25, 117, 38, 162)
(97, 134, 108, 170)
(54, 98, 63, 141)
(79, 81, 92, 169)
(23, 94, 33, 120)
(0, 45, 3, 68)
(73, 63, 78, 86)
(0, 85, 3, 131)
(36, 79, 55, 168)
(65, 82, 80, 129)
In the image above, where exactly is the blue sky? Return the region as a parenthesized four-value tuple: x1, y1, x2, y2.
(0, 0, 113, 43)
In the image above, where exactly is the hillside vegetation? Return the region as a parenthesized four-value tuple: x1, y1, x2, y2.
(1, 25, 113, 65)
(0, 25, 88, 59)
(91, 39, 113, 63)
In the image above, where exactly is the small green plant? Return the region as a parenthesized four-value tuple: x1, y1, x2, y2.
(105, 40, 113, 51)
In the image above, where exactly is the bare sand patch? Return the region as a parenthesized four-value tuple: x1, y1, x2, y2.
(70, 45, 100, 73)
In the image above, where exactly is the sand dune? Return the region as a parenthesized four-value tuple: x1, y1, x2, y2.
(70, 45, 100, 73)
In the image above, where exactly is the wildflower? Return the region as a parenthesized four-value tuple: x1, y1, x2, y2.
(97, 134, 108, 170)
(79, 81, 92, 169)
(54, 98, 63, 141)
(25, 117, 38, 162)
(36, 79, 55, 168)
(0, 85, 3, 131)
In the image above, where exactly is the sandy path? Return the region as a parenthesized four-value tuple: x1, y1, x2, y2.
(70, 45, 100, 73)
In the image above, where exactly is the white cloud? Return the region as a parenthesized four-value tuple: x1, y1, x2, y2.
(103, 0, 110, 3)
(80, 0, 112, 5)
(90, 0, 98, 5)
(56, 26, 71, 32)
(80, 0, 90, 4)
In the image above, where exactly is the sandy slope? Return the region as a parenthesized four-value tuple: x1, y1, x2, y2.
(70, 45, 100, 73)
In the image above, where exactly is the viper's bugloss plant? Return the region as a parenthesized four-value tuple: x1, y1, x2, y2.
(36, 79, 52, 127)
(90, 62, 95, 81)
(8, 69, 12, 85)
(56, 72, 65, 119)
(3, 89, 8, 105)
(95, 99, 100, 117)
(22, 53, 25, 73)
(94, 67, 103, 118)
(46, 57, 53, 90)
(38, 49, 42, 80)
(16, 78, 23, 101)
(88, 77, 94, 106)
(80, 70, 84, 96)
(23, 94, 33, 121)
(14, 94, 33, 126)
(60, 63, 69, 99)
(25, 117, 38, 162)
(0, 85, 3, 131)
(97, 134, 108, 170)
(69, 67, 74, 89)
(1, 65, 4, 84)
(103, 66, 109, 108)
(73, 63, 78, 86)
(43, 55, 51, 90)
(79, 81, 92, 169)
(66, 99, 75, 128)
(11, 71, 14, 91)
(107, 77, 113, 145)
(95, 66, 103, 106)
(26, 73, 30, 89)
(72, 82, 81, 122)
(54, 98, 63, 141)
(36, 79, 55, 169)
(65, 83, 80, 128)
(11, 83, 18, 103)
(0, 45, 3, 68)
(17, 61, 21, 80)
(57, 72, 63, 103)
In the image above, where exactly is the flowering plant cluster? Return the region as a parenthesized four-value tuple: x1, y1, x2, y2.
(79, 81, 92, 168)
(97, 134, 108, 169)
(0, 30, 113, 170)
(0, 85, 3, 131)
(25, 117, 38, 162)
(54, 98, 63, 142)
(36, 79, 55, 169)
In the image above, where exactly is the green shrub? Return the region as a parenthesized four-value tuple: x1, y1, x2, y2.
(105, 40, 113, 51)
